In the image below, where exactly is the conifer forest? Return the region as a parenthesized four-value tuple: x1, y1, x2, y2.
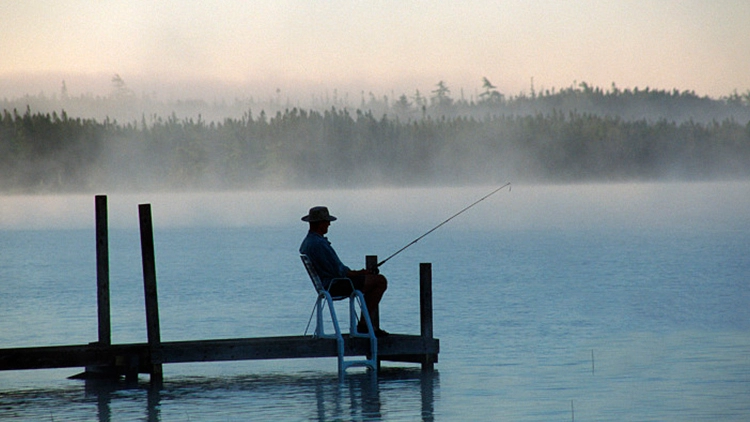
(2, 80, 749, 192)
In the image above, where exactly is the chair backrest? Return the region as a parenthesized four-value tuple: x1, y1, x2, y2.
(300, 254, 325, 294)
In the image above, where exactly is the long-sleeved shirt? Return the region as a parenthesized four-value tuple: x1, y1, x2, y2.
(299, 231, 351, 288)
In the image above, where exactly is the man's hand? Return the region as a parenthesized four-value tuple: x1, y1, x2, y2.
(349, 268, 378, 276)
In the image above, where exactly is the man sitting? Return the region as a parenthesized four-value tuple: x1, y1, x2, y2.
(299, 206, 389, 337)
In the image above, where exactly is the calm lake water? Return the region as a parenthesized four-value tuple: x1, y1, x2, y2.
(1, 182, 749, 421)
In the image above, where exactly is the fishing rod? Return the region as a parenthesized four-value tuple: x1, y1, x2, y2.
(374, 182, 511, 269)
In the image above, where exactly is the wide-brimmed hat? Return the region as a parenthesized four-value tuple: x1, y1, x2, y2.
(301, 206, 337, 222)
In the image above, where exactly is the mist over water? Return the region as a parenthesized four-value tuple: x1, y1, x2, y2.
(1, 182, 748, 232)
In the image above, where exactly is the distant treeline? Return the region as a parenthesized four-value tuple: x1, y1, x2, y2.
(4, 79, 750, 125)
(1, 104, 749, 192)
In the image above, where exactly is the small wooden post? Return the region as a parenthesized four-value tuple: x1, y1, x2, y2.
(95, 195, 111, 346)
(365, 255, 380, 371)
(139, 203, 163, 381)
(365, 255, 378, 272)
(366, 255, 379, 328)
(420, 263, 434, 371)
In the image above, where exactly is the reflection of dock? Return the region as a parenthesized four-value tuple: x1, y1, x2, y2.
(3, 369, 439, 421)
(0, 196, 438, 380)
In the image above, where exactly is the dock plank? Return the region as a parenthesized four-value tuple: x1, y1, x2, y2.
(0, 335, 438, 373)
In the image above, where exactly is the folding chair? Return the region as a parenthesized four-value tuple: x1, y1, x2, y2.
(300, 254, 377, 375)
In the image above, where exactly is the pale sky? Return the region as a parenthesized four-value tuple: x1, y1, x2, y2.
(2, 0, 749, 101)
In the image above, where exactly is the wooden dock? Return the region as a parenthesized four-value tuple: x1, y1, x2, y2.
(0, 335, 437, 377)
(0, 196, 439, 380)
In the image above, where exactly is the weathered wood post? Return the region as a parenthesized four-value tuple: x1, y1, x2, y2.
(95, 195, 111, 346)
(139, 203, 163, 382)
(366, 255, 379, 328)
(420, 263, 434, 371)
(73, 195, 114, 379)
(365, 255, 380, 370)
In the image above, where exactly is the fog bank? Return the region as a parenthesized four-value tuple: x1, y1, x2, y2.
(2, 182, 748, 233)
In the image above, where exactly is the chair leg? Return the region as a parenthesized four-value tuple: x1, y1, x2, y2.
(315, 296, 325, 337)
(316, 294, 342, 340)
(313, 292, 378, 375)
(347, 292, 378, 373)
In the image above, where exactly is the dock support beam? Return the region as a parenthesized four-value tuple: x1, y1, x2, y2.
(72, 195, 115, 379)
(95, 195, 111, 346)
(139, 204, 163, 382)
(420, 263, 434, 371)
(366, 255, 380, 329)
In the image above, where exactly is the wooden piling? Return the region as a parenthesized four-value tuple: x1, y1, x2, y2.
(420, 263, 434, 371)
(138, 203, 163, 381)
(95, 195, 111, 346)
(72, 195, 114, 379)
(366, 255, 378, 272)
(366, 255, 379, 328)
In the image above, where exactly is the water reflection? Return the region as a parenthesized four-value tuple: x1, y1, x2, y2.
(13, 369, 439, 421)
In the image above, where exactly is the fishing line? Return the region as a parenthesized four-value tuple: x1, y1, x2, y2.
(375, 182, 511, 269)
